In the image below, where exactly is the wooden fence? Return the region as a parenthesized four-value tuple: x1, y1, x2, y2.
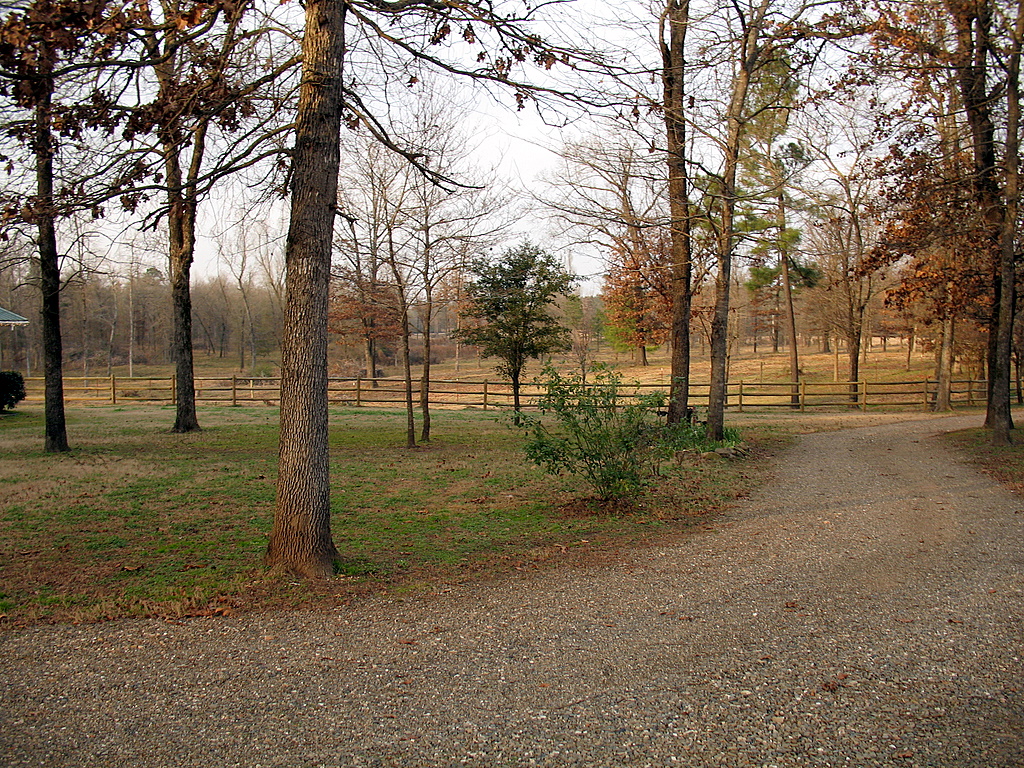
(18, 375, 990, 411)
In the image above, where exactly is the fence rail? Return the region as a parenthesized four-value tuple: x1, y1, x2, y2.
(18, 375, 990, 411)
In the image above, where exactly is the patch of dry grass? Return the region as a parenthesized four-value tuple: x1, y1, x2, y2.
(943, 422, 1024, 497)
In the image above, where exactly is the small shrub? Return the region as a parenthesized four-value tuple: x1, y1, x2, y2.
(0, 370, 26, 411)
(514, 365, 666, 501)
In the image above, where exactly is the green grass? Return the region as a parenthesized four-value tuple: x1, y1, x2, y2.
(0, 404, 777, 624)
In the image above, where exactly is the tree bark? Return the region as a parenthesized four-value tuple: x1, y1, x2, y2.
(265, 0, 346, 579)
(36, 71, 69, 453)
(167, 190, 201, 432)
(512, 370, 522, 412)
(949, 0, 1011, 431)
(779, 196, 799, 408)
(399, 305, 416, 449)
(420, 296, 432, 442)
(934, 314, 955, 411)
(989, 0, 1023, 444)
(662, 0, 693, 425)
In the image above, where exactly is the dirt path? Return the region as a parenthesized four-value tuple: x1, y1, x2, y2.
(2, 413, 1022, 767)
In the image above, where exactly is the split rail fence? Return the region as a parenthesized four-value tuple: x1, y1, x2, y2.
(19, 375, 990, 412)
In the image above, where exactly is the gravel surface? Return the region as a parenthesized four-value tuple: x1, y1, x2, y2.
(2, 413, 1022, 767)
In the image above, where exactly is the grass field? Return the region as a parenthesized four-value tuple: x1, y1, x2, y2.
(3, 339, 1020, 626)
(0, 404, 783, 625)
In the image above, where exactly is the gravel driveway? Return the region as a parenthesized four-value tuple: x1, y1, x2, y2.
(2, 413, 1022, 767)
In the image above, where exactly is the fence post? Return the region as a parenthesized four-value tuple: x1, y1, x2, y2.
(800, 379, 806, 412)
(171, 374, 177, 404)
(483, 380, 489, 410)
(231, 375, 237, 407)
(110, 374, 116, 405)
(356, 376, 362, 407)
(860, 381, 868, 411)
(737, 380, 744, 412)
(923, 378, 929, 409)
(967, 379, 974, 406)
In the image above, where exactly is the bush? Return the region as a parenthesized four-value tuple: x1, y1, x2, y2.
(0, 370, 26, 411)
(514, 365, 666, 501)
(662, 420, 742, 453)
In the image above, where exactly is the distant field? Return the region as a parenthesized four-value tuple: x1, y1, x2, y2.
(51, 339, 941, 385)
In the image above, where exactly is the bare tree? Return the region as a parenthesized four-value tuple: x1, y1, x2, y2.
(0, 0, 139, 452)
(542, 131, 677, 366)
(130, 0, 299, 433)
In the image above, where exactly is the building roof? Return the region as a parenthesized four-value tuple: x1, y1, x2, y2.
(0, 306, 29, 326)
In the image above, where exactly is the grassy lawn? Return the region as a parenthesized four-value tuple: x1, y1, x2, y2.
(943, 424, 1024, 496)
(0, 405, 780, 624)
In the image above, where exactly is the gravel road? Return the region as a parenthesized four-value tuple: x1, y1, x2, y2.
(2, 413, 1022, 767)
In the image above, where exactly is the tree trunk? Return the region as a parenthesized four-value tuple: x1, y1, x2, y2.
(949, 0, 1009, 430)
(265, 0, 346, 579)
(989, 0, 1023, 444)
(779, 197, 799, 409)
(400, 308, 416, 449)
(848, 331, 861, 404)
(153, 26, 203, 434)
(707, 91, 747, 438)
(169, 211, 200, 432)
(934, 314, 955, 412)
(707, 0, 766, 441)
(663, 0, 693, 425)
(512, 371, 522, 412)
(420, 298, 432, 443)
(364, 336, 378, 385)
(1014, 349, 1022, 405)
(36, 74, 69, 453)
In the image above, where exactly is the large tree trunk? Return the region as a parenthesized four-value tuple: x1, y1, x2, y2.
(265, 0, 346, 579)
(949, 0, 1012, 432)
(36, 74, 69, 453)
(663, 0, 693, 425)
(167, 192, 201, 433)
(990, 0, 1023, 444)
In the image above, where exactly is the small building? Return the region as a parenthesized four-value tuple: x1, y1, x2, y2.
(0, 306, 29, 371)
(0, 307, 29, 327)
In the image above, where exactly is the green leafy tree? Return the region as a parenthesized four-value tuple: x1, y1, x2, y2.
(456, 243, 574, 411)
